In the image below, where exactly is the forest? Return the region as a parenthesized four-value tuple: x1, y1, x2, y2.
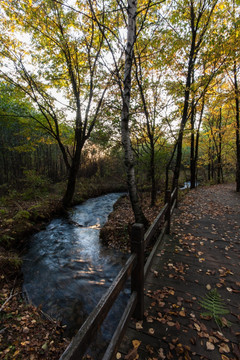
(0, 0, 239, 358)
(0, 0, 239, 211)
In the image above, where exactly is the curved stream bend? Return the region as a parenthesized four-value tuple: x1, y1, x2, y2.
(22, 193, 130, 342)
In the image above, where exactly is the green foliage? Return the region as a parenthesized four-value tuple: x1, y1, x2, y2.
(199, 289, 230, 328)
(6, 254, 22, 269)
(0, 234, 15, 248)
(13, 210, 31, 221)
(0, 209, 6, 216)
(21, 170, 50, 200)
(28, 204, 45, 221)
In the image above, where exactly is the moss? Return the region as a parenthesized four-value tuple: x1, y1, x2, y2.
(14, 210, 31, 221)
(0, 209, 7, 216)
(0, 235, 15, 248)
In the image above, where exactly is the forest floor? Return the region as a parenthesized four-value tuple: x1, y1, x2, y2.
(118, 183, 240, 360)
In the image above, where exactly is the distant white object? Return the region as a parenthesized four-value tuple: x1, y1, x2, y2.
(180, 181, 199, 190)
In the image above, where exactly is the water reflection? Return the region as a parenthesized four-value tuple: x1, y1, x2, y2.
(22, 193, 130, 344)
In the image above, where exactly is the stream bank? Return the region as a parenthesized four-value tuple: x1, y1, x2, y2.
(0, 181, 126, 360)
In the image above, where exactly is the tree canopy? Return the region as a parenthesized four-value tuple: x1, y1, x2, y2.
(0, 0, 239, 212)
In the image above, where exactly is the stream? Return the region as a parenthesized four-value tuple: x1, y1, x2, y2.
(22, 193, 130, 356)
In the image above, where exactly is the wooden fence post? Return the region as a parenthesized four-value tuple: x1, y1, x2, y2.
(131, 223, 144, 320)
(165, 190, 171, 234)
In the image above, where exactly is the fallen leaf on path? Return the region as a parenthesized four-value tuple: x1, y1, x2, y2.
(219, 343, 230, 353)
(200, 313, 212, 320)
(206, 342, 215, 350)
(197, 331, 210, 338)
(190, 337, 196, 345)
(146, 316, 154, 323)
(175, 321, 181, 330)
(179, 310, 186, 317)
(132, 340, 141, 349)
(214, 332, 229, 342)
(135, 321, 143, 330)
(146, 344, 154, 354)
(194, 323, 201, 332)
(158, 348, 166, 359)
(208, 336, 219, 344)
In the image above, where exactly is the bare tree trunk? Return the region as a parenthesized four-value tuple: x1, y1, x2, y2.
(121, 0, 148, 225)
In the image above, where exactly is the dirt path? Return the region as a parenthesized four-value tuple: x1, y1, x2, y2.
(118, 184, 240, 360)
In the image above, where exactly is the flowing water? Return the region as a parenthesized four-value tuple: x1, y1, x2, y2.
(22, 193, 130, 356)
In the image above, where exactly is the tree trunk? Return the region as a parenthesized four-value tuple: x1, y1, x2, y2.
(217, 108, 223, 184)
(234, 60, 240, 192)
(62, 130, 82, 207)
(165, 141, 177, 202)
(150, 142, 156, 206)
(172, 37, 196, 190)
(190, 97, 196, 189)
(194, 94, 205, 186)
(121, 0, 147, 226)
(172, 0, 217, 190)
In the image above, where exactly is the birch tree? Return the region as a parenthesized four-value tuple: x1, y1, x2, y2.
(88, 0, 160, 224)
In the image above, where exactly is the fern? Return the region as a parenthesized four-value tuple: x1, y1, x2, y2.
(199, 289, 230, 328)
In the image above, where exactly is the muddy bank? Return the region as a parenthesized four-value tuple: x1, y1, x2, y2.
(100, 192, 165, 252)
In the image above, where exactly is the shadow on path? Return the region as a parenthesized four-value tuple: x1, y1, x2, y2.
(118, 183, 240, 360)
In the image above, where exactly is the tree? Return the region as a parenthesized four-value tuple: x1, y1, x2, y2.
(88, 0, 161, 224)
(200, 88, 236, 183)
(166, 0, 219, 190)
(0, 81, 70, 184)
(229, 0, 240, 191)
(0, 0, 109, 206)
(133, 54, 171, 205)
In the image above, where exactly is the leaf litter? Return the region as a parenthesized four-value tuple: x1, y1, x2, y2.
(117, 184, 240, 359)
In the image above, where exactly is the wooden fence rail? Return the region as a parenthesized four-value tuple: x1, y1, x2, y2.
(59, 188, 178, 360)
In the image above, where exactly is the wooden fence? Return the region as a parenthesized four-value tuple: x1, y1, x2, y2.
(59, 188, 178, 360)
